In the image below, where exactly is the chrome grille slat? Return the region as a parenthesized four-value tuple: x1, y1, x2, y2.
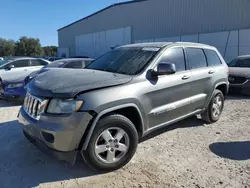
(23, 93, 46, 120)
(32, 100, 38, 117)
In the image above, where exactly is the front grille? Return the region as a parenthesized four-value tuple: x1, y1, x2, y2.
(23, 93, 47, 120)
(228, 76, 247, 84)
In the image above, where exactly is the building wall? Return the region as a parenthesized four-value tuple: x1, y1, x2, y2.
(58, 0, 250, 57)
(135, 29, 250, 62)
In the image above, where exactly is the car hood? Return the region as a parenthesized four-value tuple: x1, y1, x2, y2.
(229, 67, 250, 78)
(0, 70, 33, 83)
(28, 68, 133, 98)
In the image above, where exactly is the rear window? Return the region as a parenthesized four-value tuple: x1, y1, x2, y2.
(186, 48, 207, 69)
(204, 49, 222, 66)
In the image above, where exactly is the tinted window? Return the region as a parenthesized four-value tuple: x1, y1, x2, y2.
(83, 60, 93, 68)
(186, 48, 207, 69)
(64, 61, 83, 69)
(9, 60, 30, 68)
(46, 61, 65, 68)
(238, 59, 250, 68)
(204, 49, 221, 66)
(228, 59, 238, 67)
(31, 59, 48, 66)
(160, 48, 186, 72)
(87, 47, 159, 75)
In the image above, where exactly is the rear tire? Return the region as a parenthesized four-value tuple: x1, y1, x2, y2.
(81, 114, 138, 172)
(201, 89, 224, 123)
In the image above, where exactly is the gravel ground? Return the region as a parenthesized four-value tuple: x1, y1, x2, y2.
(0, 95, 250, 188)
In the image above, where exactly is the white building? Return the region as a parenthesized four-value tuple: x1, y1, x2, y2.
(58, 0, 250, 62)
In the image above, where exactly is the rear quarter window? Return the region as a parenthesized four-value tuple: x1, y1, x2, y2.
(204, 49, 222, 66)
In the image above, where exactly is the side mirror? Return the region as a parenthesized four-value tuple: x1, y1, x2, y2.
(7, 64, 14, 70)
(152, 62, 176, 76)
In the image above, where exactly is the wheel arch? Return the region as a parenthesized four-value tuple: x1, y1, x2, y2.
(81, 103, 144, 151)
(204, 81, 228, 110)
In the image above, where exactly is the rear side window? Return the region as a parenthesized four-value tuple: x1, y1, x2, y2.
(186, 48, 207, 69)
(238, 59, 250, 68)
(159, 48, 186, 72)
(83, 60, 93, 67)
(64, 61, 83, 69)
(31, 59, 48, 66)
(204, 49, 222, 66)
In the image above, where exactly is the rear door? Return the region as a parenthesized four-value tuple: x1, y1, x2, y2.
(30, 59, 48, 72)
(185, 47, 215, 112)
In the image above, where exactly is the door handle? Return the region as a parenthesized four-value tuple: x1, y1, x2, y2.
(182, 75, 190, 80)
(208, 70, 215, 74)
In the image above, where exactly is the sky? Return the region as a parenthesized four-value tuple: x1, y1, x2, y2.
(0, 0, 129, 46)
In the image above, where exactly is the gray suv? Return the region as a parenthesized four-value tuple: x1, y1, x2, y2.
(18, 42, 229, 171)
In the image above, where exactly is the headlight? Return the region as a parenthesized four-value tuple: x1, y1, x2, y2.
(7, 83, 23, 89)
(47, 99, 83, 114)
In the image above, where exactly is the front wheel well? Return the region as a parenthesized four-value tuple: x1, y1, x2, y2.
(80, 106, 144, 150)
(104, 107, 143, 138)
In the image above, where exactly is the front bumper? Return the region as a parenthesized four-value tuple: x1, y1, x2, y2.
(18, 107, 93, 163)
(229, 79, 250, 95)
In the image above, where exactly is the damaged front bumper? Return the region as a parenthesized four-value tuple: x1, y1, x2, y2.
(18, 107, 93, 164)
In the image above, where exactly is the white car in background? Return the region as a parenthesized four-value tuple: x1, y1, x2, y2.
(0, 57, 50, 77)
(0, 57, 50, 99)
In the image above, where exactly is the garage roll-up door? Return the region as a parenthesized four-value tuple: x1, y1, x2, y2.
(75, 27, 131, 58)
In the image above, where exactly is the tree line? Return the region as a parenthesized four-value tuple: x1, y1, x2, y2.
(0, 36, 57, 57)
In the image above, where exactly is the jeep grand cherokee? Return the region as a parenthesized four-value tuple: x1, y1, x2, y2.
(18, 42, 229, 171)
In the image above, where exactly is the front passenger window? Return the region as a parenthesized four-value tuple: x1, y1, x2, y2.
(160, 48, 186, 72)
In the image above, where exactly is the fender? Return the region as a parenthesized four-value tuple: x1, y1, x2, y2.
(81, 103, 145, 150)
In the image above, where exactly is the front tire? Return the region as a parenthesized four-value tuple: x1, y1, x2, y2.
(82, 114, 138, 172)
(201, 89, 224, 123)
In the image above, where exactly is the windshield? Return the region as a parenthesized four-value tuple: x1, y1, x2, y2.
(0, 60, 10, 67)
(86, 47, 159, 75)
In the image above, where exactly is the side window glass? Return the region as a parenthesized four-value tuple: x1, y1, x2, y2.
(31, 59, 48, 66)
(64, 61, 83, 68)
(239, 59, 250, 68)
(186, 48, 207, 69)
(159, 48, 186, 72)
(82, 60, 94, 68)
(11, 60, 30, 68)
(204, 49, 222, 66)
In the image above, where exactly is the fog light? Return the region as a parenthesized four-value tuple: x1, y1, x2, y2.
(41, 132, 54, 143)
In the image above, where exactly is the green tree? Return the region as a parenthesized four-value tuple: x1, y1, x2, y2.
(15, 36, 44, 56)
(43, 46, 58, 56)
(0, 38, 16, 57)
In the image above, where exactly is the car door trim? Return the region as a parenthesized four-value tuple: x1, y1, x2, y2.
(149, 93, 207, 115)
(146, 109, 202, 133)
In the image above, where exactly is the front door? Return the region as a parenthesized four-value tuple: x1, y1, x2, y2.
(4, 59, 30, 74)
(146, 47, 193, 129)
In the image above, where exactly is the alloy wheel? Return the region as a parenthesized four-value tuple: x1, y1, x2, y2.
(94, 127, 130, 164)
